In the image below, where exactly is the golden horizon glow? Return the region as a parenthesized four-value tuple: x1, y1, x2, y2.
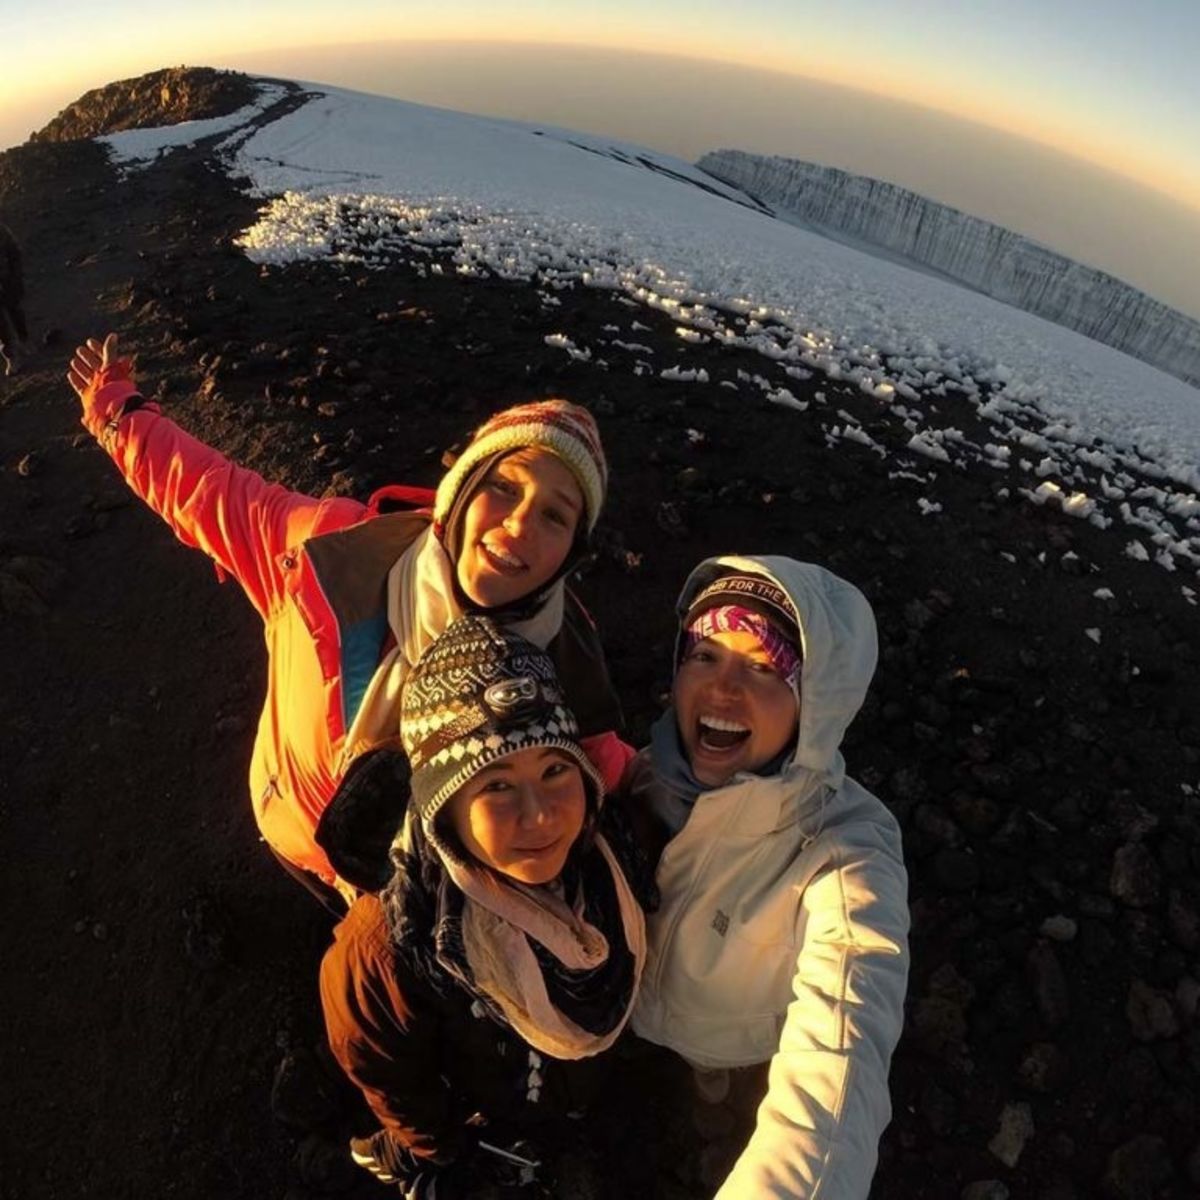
(235, 31, 1200, 213)
(6, 24, 1198, 215)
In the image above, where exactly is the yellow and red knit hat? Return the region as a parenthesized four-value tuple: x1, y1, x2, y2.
(434, 399, 607, 535)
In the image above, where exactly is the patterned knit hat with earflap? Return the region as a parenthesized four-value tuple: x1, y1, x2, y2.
(400, 615, 604, 837)
(434, 399, 607, 545)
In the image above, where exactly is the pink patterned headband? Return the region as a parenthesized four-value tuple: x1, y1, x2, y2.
(684, 604, 802, 687)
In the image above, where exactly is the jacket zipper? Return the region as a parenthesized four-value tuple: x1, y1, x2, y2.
(648, 790, 745, 996)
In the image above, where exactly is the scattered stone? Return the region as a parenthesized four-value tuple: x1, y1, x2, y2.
(1175, 975, 1200, 1023)
(988, 1102, 1034, 1168)
(914, 804, 963, 847)
(1027, 942, 1070, 1027)
(1110, 843, 1161, 909)
(1108, 794, 1159, 841)
(1166, 889, 1200, 950)
(1125, 980, 1179, 1041)
(1103, 1134, 1175, 1199)
(950, 791, 1001, 836)
(912, 963, 976, 1066)
(1039, 914, 1078, 942)
(1016, 1042, 1068, 1093)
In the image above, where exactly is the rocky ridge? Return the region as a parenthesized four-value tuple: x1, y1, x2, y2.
(30, 65, 259, 145)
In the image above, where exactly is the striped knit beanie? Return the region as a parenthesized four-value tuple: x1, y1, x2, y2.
(401, 616, 603, 827)
(434, 399, 607, 535)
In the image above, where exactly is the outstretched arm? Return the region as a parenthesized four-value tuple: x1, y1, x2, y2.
(68, 333, 364, 618)
(716, 824, 910, 1200)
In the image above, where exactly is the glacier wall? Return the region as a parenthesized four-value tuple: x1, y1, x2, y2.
(698, 150, 1200, 389)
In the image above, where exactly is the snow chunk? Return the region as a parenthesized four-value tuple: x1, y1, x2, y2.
(765, 387, 807, 411)
(544, 333, 591, 361)
(661, 365, 709, 383)
(907, 433, 951, 463)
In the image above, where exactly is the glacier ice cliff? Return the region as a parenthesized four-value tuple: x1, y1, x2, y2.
(698, 151, 1200, 390)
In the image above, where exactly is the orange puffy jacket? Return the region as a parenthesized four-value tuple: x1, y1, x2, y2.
(82, 365, 632, 884)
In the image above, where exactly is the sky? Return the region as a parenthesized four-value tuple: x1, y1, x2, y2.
(3, 0, 1199, 313)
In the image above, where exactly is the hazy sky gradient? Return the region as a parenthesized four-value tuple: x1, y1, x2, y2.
(7, 0, 1198, 205)
(4, 4, 1198, 314)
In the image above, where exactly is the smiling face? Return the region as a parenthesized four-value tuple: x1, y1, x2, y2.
(454, 448, 584, 609)
(444, 746, 588, 884)
(673, 628, 799, 788)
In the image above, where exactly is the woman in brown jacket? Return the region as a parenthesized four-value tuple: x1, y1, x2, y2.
(320, 615, 648, 1198)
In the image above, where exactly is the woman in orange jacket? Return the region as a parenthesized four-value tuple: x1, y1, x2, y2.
(67, 333, 632, 910)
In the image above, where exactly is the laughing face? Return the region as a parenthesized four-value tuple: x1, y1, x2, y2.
(455, 448, 583, 609)
(445, 746, 588, 884)
(673, 628, 799, 788)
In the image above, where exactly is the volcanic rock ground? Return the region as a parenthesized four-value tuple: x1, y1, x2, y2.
(1, 72, 1199, 1200)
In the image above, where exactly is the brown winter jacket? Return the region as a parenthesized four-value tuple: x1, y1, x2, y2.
(319, 894, 609, 1162)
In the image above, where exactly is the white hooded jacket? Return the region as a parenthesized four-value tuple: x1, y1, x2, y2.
(630, 556, 910, 1200)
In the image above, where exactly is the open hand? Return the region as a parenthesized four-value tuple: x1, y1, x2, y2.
(67, 333, 130, 399)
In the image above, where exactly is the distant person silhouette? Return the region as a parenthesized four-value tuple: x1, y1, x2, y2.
(67, 332, 630, 912)
(0, 222, 28, 377)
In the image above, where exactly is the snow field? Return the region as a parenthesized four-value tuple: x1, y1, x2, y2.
(101, 80, 1200, 583)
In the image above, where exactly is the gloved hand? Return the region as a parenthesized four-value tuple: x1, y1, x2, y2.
(349, 1129, 547, 1198)
(66, 332, 144, 435)
(349, 1129, 417, 1189)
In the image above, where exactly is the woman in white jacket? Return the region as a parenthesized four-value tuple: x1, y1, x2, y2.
(628, 555, 910, 1199)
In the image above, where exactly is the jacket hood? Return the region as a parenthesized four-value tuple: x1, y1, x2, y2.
(674, 555, 877, 789)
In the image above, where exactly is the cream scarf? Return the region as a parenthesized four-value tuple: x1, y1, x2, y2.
(443, 838, 646, 1060)
(339, 527, 565, 768)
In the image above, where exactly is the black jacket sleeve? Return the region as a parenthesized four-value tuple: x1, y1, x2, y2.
(553, 588, 624, 738)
